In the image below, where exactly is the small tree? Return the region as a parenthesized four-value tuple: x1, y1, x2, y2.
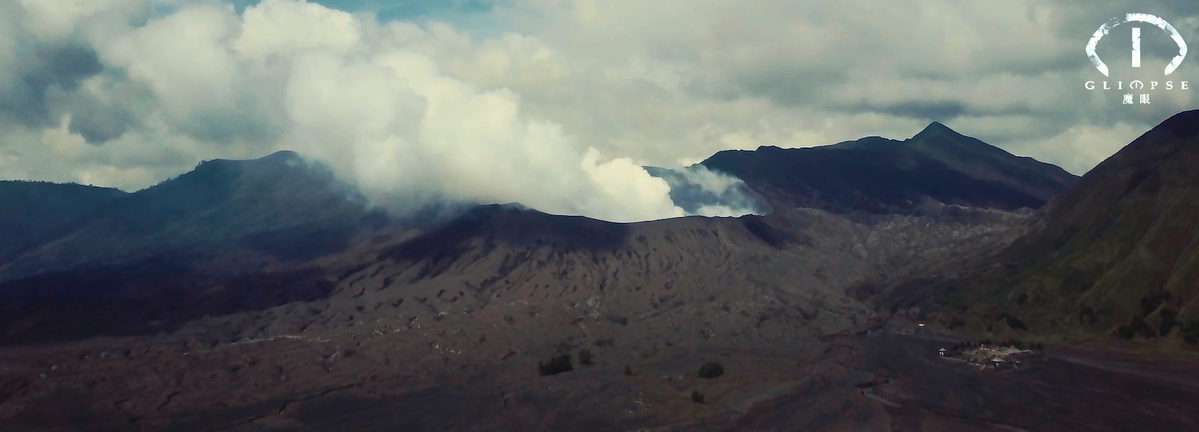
(698, 362, 724, 379)
(624, 365, 634, 376)
(579, 349, 593, 365)
(691, 390, 705, 403)
(538, 354, 573, 376)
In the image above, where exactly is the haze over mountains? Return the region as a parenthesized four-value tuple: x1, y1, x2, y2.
(4, 117, 1199, 431)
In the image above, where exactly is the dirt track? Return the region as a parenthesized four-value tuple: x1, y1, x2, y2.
(835, 333, 1199, 432)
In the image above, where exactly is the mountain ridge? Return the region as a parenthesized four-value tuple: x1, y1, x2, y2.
(0, 181, 128, 254)
(698, 122, 1078, 215)
(0, 150, 382, 284)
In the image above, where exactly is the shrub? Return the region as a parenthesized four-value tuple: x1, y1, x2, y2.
(1117, 316, 1156, 339)
(1079, 307, 1097, 325)
(1004, 315, 1028, 331)
(538, 354, 573, 376)
(1159, 308, 1179, 336)
(1186, 320, 1199, 333)
(579, 349, 593, 365)
(698, 362, 724, 379)
(1183, 320, 1199, 345)
(606, 313, 629, 326)
(1140, 291, 1170, 317)
(691, 390, 705, 403)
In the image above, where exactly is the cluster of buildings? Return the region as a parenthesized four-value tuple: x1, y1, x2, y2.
(939, 344, 1031, 370)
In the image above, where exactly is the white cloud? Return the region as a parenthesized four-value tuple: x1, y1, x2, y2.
(18, 0, 146, 41)
(1, 0, 1196, 221)
(1025, 123, 1145, 175)
(234, 0, 363, 60)
(280, 44, 688, 221)
(97, 5, 241, 122)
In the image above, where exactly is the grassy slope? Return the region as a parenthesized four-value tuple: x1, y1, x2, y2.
(916, 110, 1199, 348)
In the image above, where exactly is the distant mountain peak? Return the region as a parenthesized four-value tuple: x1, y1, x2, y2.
(908, 120, 1013, 156)
(237, 150, 309, 171)
(196, 150, 303, 167)
(260, 150, 302, 162)
(913, 121, 963, 140)
(699, 122, 1079, 214)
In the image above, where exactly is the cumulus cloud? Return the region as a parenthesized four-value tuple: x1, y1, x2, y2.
(0, 0, 1196, 221)
(0, 0, 742, 222)
(494, 0, 1199, 174)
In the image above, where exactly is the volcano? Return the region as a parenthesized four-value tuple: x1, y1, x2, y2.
(1, 121, 1195, 432)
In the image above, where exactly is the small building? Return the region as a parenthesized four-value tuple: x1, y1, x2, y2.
(938, 348, 946, 356)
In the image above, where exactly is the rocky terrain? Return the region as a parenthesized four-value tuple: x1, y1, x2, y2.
(0, 203, 1033, 431)
(3, 119, 1197, 432)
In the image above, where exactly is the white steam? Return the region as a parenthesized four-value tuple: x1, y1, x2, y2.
(269, 17, 690, 222)
(9, 0, 760, 222)
(239, 0, 760, 222)
(653, 164, 765, 217)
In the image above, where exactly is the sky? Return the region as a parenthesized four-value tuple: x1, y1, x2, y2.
(1, 0, 1197, 222)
